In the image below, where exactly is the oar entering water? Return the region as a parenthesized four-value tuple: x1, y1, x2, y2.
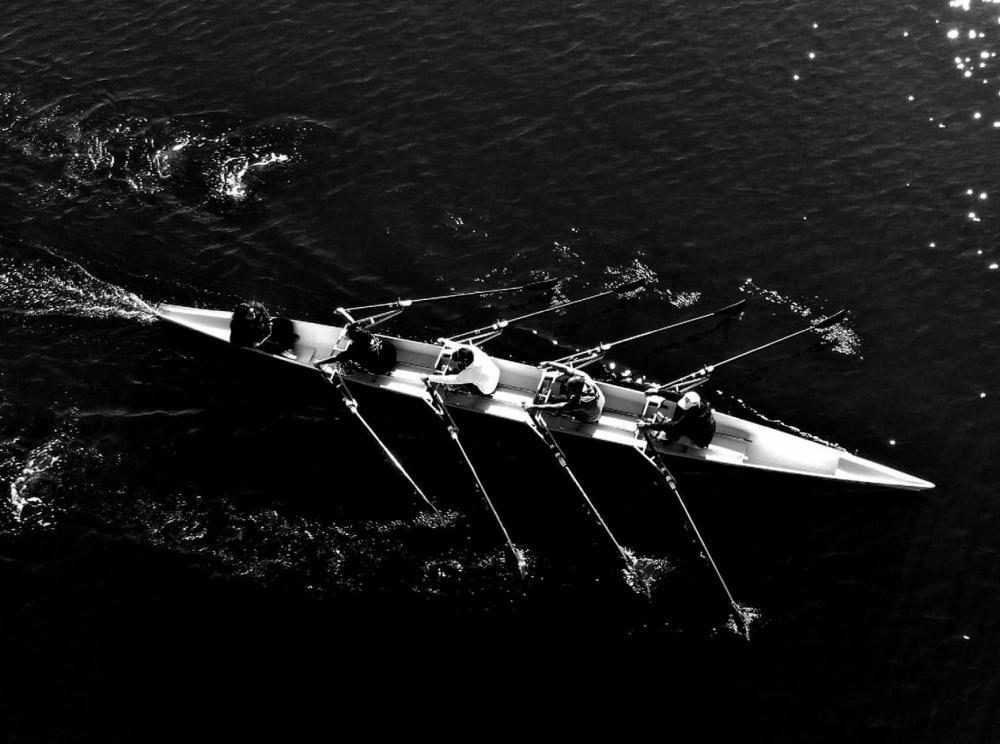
(320, 368, 442, 519)
(523, 410, 636, 569)
(635, 429, 752, 638)
(650, 309, 847, 394)
(345, 278, 559, 313)
(449, 279, 646, 345)
(422, 382, 527, 574)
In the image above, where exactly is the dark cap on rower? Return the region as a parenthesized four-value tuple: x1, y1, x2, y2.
(452, 347, 474, 368)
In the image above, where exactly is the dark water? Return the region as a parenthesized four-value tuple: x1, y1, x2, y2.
(2, 0, 999, 739)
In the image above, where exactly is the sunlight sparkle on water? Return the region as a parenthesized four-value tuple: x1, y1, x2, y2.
(990, 263, 999, 269)
(948, 29, 961, 39)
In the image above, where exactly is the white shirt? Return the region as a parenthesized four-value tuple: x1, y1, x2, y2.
(426, 341, 500, 395)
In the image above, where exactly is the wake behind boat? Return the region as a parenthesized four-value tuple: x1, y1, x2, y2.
(155, 302, 934, 492)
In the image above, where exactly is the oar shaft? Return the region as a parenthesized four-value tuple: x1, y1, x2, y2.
(450, 427, 523, 566)
(451, 279, 644, 341)
(713, 325, 821, 368)
(348, 279, 558, 312)
(657, 310, 845, 391)
(525, 412, 634, 567)
(500, 287, 615, 324)
(636, 435, 748, 637)
(603, 299, 748, 349)
(327, 372, 441, 517)
(423, 384, 525, 572)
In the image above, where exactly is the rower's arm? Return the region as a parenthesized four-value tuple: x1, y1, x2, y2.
(638, 418, 674, 432)
(525, 399, 569, 412)
(424, 370, 465, 386)
(328, 341, 363, 366)
(315, 346, 349, 366)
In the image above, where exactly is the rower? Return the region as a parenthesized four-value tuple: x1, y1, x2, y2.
(229, 301, 298, 356)
(638, 390, 716, 448)
(421, 339, 500, 395)
(524, 361, 605, 423)
(316, 319, 397, 376)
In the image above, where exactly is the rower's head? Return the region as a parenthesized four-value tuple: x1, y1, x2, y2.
(345, 322, 370, 341)
(451, 347, 474, 370)
(677, 391, 702, 410)
(562, 375, 587, 397)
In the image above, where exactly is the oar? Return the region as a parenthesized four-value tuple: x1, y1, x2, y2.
(346, 278, 559, 313)
(556, 298, 746, 366)
(635, 430, 751, 638)
(422, 382, 526, 573)
(523, 410, 636, 569)
(320, 369, 442, 518)
(449, 279, 646, 344)
(651, 309, 847, 394)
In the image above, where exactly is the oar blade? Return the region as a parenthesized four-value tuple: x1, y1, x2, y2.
(716, 298, 748, 316)
(524, 278, 559, 292)
(613, 279, 646, 295)
(813, 309, 847, 329)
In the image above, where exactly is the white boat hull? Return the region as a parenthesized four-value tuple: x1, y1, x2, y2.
(155, 304, 935, 491)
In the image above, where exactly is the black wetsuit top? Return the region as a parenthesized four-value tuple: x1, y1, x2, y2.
(646, 401, 716, 448)
(338, 328, 397, 375)
(548, 373, 605, 423)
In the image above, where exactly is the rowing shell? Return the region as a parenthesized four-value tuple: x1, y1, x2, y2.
(156, 304, 934, 491)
